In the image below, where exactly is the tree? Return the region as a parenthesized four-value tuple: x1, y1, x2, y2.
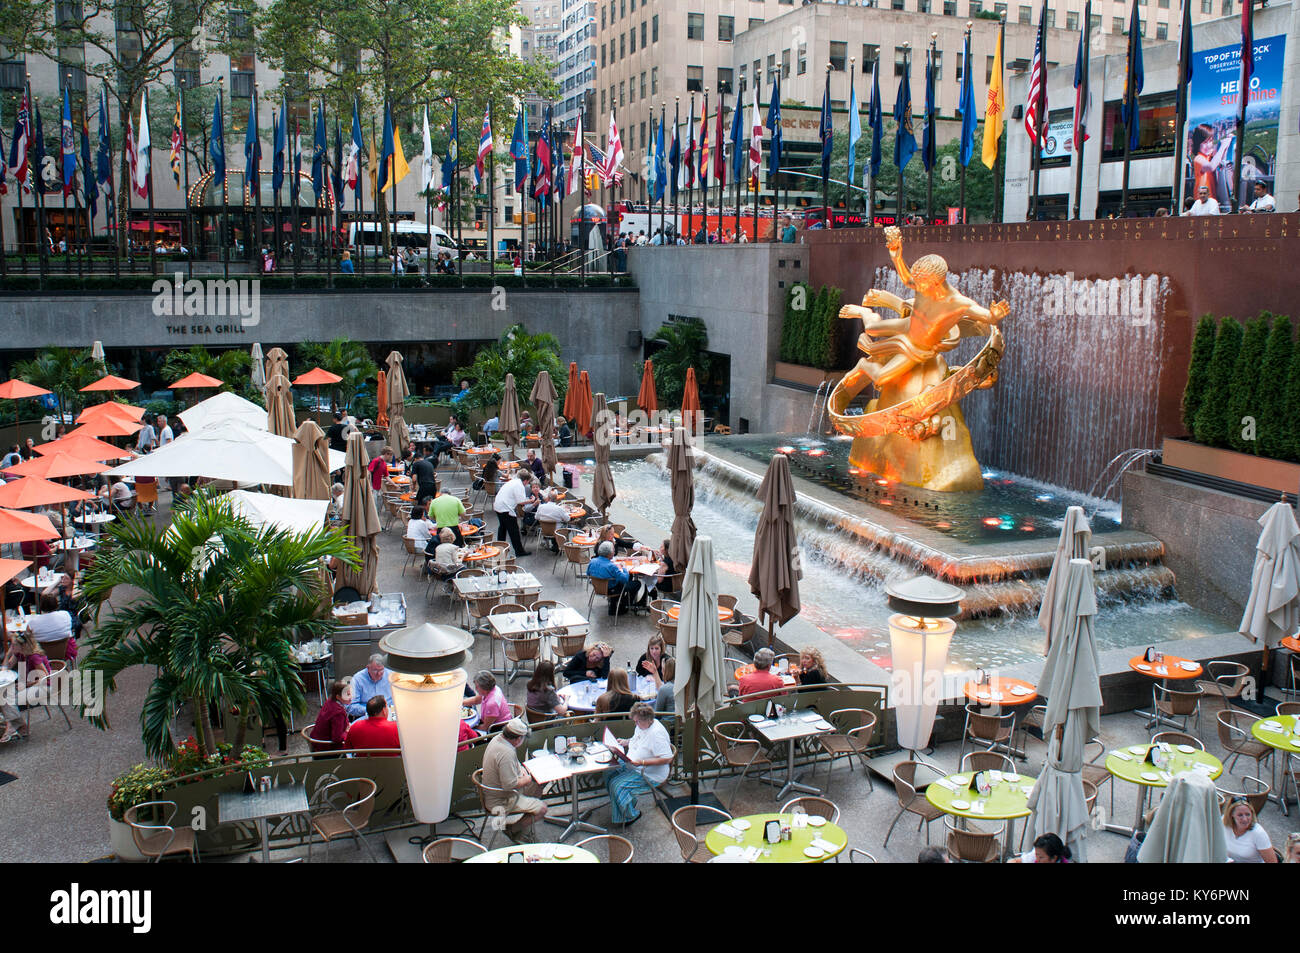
(455, 324, 564, 415)
(295, 338, 379, 413)
(1192, 317, 1243, 448)
(12, 347, 100, 420)
(780, 282, 809, 363)
(1255, 314, 1293, 461)
(646, 318, 712, 408)
(1226, 316, 1269, 453)
(1181, 314, 1217, 436)
(161, 345, 258, 401)
(815, 286, 843, 370)
(80, 491, 357, 760)
(802, 287, 826, 367)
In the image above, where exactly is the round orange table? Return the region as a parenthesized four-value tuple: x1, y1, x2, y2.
(399, 492, 414, 501)
(458, 522, 484, 537)
(463, 545, 504, 563)
(963, 677, 1038, 707)
(566, 507, 587, 521)
(1128, 655, 1202, 680)
(571, 534, 598, 545)
(667, 604, 734, 622)
(733, 663, 798, 685)
(465, 447, 495, 455)
(389, 476, 411, 486)
(1280, 635, 1300, 653)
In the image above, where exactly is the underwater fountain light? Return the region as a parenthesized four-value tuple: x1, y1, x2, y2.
(886, 576, 965, 756)
(777, 446, 796, 454)
(1035, 493, 1054, 503)
(982, 517, 1001, 527)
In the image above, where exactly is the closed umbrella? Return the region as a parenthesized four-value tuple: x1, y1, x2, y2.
(0, 380, 51, 442)
(637, 360, 658, 416)
(337, 432, 381, 596)
(386, 351, 411, 456)
(666, 425, 697, 572)
(1239, 501, 1300, 668)
(292, 420, 331, 500)
(499, 373, 521, 459)
(250, 343, 266, 392)
(1027, 558, 1102, 862)
(573, 370, 593, 441)
(91, 340, 106, 372)
(265, 372, 297, 439)
(562, 361, 579, 421)
(179, 391, 268, 433)
(264, 346, 289, 400)
(681, 367, 702, 435)
(530, 370, 559, 483)
(748, 453, 801, 643)
(1137, 772, 1228, 863)
(673, 535, 729, 806)
(1037, 505, 1091, 651)
(376, 370, 389, 430)
(590, 392, 616, 517)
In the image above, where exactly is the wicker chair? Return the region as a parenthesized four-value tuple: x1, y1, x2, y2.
(656, 617, 679, 649)
(720, 614, 756, 660)
(123, 800, 199, 862)
(555, 630, 589, 660)
(471, 768, 526, 847)
(502, 632, 542, 684)
(960, 750, 1017, 774)
(944, 817, 1001, 863)
(1217, 710, 1274, 776)
(648, 598, 676, 621)
(670, 804, 732, 863)
(780, 796, 841, 824)
(401, 536, 423, 576)
(884, 761, 947, 847)
(1152, 730, 1204, 751)
(1082, 778, 1099, 816)
(717, 593, 739, 612)
(562, 541, 591, 581)
(1276, 701, 1300, 717)
(1215, 776, 1271, 817)
(816, 708, 877, 795)
(576, 833, 635, 863)
(586, 575, 634, 624)
(711, 722, 773, 811)
(306, 778, 378, 861)
(1081, 738, 1114, 817)
(959, 704, 1017, 762)
(1194, 660, 1251, 730)
(422, 837, 487, 862)
(1152, 683, 1203, 733)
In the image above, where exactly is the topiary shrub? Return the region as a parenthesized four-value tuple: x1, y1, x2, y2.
(1256, 314, 1293, 460)
(1226, 315, 1269, 453)
(1181, 314, 1217, 435)
(1192, 316, 1243, 448)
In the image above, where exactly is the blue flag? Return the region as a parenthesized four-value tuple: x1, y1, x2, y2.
(61, 87, 76, 195)
(1122, 0, 1144, 151)
(291, 115, 302, 204)
(848, 70, 862, 193)
(80, 114, 96, 218)
(510, 109, 528, 190)
(272, 99, 285, 192)
(96, 87, 112, 186)
(922, 47, 937, 173)
(766, 73, 782, 179)
(869, 59, 883, 179)
(894, 56, 916, 171)
(958, 33, 977, 167)
(552, 120, 566, 199)
(730, 97, 745, 183)
(653, 116, 666, 202)
(819, 76, 832, 184)
(668, 119, 680, 201)
(210, 96, 225, 181)
(311, 103, 326, 197)
(378, 101, 395, 193)
(244, 95, 261, 193)
(440, 101, 458, 190)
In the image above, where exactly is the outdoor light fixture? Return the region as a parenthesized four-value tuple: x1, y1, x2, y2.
(378, 623, 473, 824)
(886, 575, 965, 757)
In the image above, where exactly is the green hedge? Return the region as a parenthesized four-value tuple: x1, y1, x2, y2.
(779, 281, 842, 370)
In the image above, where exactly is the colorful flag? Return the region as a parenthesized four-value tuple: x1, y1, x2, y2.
(605, 111, 624, 185)
(210, 95, 224, 182)
(533, 105, 553, 200)
(310, 103, 325, 197)
(80, 114, 96, 216)
(332, 118, 344, 206)
(96, 87, 111, 187)
(246, 95, 262, 195)
(959, 31, 978, 167)
(715, 95, 727, 187)
(388, 122, 409, 192)
(567, 112, 584, 196)
(668, 117, 680, 198)
(766, 73, 782, 180)
(125, 104, 137, 199)
(510, 108, 528, 190)
(982, 22, 1005, 169)
(698, 98, 709, 185)
(653, 114, 666, 202)
(61, 86, 76, 195)
(552, 121, 566, 199)
(749, 84, 763, 189)
(345, 96, 362, 191)
(922, 46, 937, 173)
(169, 98, 184, 186)
(683, 107, 694, 188)
(730, 93, 745, 185)
(378, 101, 395, 193)
(292, 118, 302, 204)
(848, 66, 862, 190)
(421, 105, 435, 192)
(1237, 0, 1253, 126)
(135, 87, 150, 198)
(440, 100, 458, 191)
(894, 54, 916, 170)
(869, 58, 883, 179)
(272, 99, 286, 193)
(1121, 0, 1144, 151)
(588, 143, 623, 186)
(1024, 3, 1047, 144)
(475, 103, 492, 189)
(0, 124, 6, 196)
(1072, 13, 1091, 154)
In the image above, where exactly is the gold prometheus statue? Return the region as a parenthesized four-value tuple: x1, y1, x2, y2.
(828, 226, 1008, 492)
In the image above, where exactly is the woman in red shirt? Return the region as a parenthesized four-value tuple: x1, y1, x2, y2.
(367, 448, 393, 491)
(309, 680, 350, 752)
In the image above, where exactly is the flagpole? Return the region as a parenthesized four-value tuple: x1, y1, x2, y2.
(673, 96, 680, 243)
(551, 117, 559, 278)
(994, 17, 1005, 223)
(755, 70, 764, 240)
(960, 26, 970, 224)
(252, 82, 262, 276)
(927, 36, 937, 223)
(1230, 0, 1252, 213)
(273, 95, 282, 275)
(62, 80, 72, 276)
(14, 101, 26, 273)
(369, 114, 377, 274)
(219, 79, 230, 280)
(898, 47, 908, 225)
(29, 82, 49, 282)
(107, 88, 119, 278)
(1170, 0, 1190, 214)
(1073, 3, 1091, 220)
(701, 89, 711, 242)
(322, 99, 332, 288)
(355, 92, 364, 276)
(179, 81, 192, 279)
(0, 99, 7, 278)
(1030, 3, 1046, 221)
(579, 98, 587, 281)
(659, 102, 667, 243)
(488, 120, 496, 270)
(821, 66, 832, 228)
(425, 102, 433, 276)
(294, 114, 303, 280)
(1120, 0, 1136, 218)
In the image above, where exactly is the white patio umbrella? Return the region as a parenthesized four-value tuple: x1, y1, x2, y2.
(179, 391, 269, 433)
(1027, 557, 1102, 862)
(223, 489, 329, 534)
(107, 419, 345, 486)
(250, 343, 266, 392)
(1137, 771, 1228, 863)
(1037, 505, 1091, 652)
(1239, 501, 1300, 666)
(674, 535, 728, 805)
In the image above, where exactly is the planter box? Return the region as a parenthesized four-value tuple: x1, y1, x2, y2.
(772, 361, 846, 390)
(1162, 438, 1300, 496)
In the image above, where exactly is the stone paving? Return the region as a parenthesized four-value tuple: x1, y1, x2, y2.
(1, 456, 1296, 863)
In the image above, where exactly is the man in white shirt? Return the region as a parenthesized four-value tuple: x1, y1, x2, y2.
(535, 490, 569, 527)
(136, 418, 157, 453)
(1243, 181, 1275, 213)
(492, 471, 531, 557)
(1185, 186, 1220, 216)
(157, 415, 175, 446)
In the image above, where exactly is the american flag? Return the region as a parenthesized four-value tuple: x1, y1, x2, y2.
(605, 112, 625, 185)
(10, 92, 31, 187)
(474, 104, 492, 188)
(587, 143, 623, 186)
(1024, 14, 1046, 144)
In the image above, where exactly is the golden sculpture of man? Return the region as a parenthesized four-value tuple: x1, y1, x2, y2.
(838, 226, 1008, 390)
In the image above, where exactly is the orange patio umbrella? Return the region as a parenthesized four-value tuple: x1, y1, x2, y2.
(78, 401, 146, 424)
(681, 367, 702, 435)
(293, 367, 344, 422)
(573, 370, 593, 439)
(0, 507, 60, 544)
(79, 374, 141, 393)
(170, 372, 223, 390)
(35, 433, 132, 461)
(69, 416, 143, 439)
(0, 477, 95, 510)
(562, 361, 579, 421)
(637, 360, 658, 415)
(0, 379, 52, 442)
(376, 369, 389, 429)
(5, 451, 108, 480)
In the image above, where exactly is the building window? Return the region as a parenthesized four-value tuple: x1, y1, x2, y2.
(600, 88, 605, 112)
(619, 80, 625, 105)
(994, 2, 1007, 15)
(781, 48, 791, 78)
(862, 43, 879, 70)
(1200, 0, 1210, 11)
(652, 14, 658, 41)
(1156, 22, 1167, 38)
(639, 121, 645, 148)
(944, 0, 957, 12)
(1045, 8, 1054, 26)
(620, 0, 625, 16)
(629, 74, 635, 102)
(719, 14, 734, 41)
(1158, 0, 1169, 6)
(1066, 11, 1078, 29)
(687, 65, 703, 92)
(1101, 92, 1176, 160)
(1019, 4, 1031, 23)
(930, 50, 943, 82)
(641, 21, 646, 45)
(1090, 13, 1101, 30)
(230, 53, 255, 99)
(629, 28, 635, 52)
(619, 33, 625, 57)
(797, 44, 807, 74)
(738, 63, 746, 90)
(829, 41, 847, 71)
(651, 65, 658, 93)
(890, 0, 903, 9)
(968, 0, 982, 13)
(767, 53, 776, 77)
(895, 46, 909, 78)
(1113, 16, 1124, 32)
(600, 43, 606, 67)
(748, 17, 764, 29)
(687, 12, 704, 40)
(717, 67, 733, 93)
(918, 0, 930, 11)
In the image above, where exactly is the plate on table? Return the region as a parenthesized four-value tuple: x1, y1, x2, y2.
(747, 714, 765, 723)
(594, 752, 612, 764)
(552, 846, 573, 860)
(950, 799, 971, 811)
(803, 845, 825, 859)
(1004, 773, 1020, 782)
(950, 775, 968, 784)
(1010, 686, 1032, 696)
(1178, 661, 1199, 672)
(1141, 771, 1161, 782)
(807, 815, 827, 827)
(1128, 745, 1148, 754)
(1135, 663, 1152, 671)
(732, 818, 752, 831)
(1177, 744, 1196, 754)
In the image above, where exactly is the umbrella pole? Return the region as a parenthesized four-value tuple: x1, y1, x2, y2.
(690, 666, 701, 804)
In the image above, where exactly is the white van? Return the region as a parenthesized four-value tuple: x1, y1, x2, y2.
(346, 221, 460, 257)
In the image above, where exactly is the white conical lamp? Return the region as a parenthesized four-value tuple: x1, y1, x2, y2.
(886, 576, 964, 755)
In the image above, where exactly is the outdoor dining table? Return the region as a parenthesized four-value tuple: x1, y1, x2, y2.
(925, 769, 1036, 860)
(705, 812, 848, 863)
(746, 708, 835, 799)
(217, 784, 310, 864)
(1249, 714, 1300, 815)
(465, 843, 598, 864)
(73, 512, 115, 537)
(488, 606, 589, 670)
(1104, 742, 1223, 835)
(453, 571, 543, 599)
(20, 572, 68, 591)
(557, 674, 657, 713)
(564, 505, 587, 522)
(733, 663, 798, 687)
(462, 545, 506, 565)
(52, 536, 96, 573)
(1128, 654, 1203, 729)
(527, 746, 612, 842)
(963, 677, 1038, 707)
(1280, 635, 1300, 653)
(666, 603, 733, 623)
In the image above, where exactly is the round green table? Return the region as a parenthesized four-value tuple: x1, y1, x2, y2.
(704, 812, 848, 863)
(925, 770, 1035, 861)
(1105, 743, 1223, 833)
(464, 844, 598, 864)
(1249, 715, 1300, 812)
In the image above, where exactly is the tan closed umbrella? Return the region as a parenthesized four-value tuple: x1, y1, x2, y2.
(673, 535, 728, 806)
(666, 425, 697, 572)
(292, 419, 331, 500)
(250, 343, 266, 392)
(337, 431, 381, 595)
(499, 372, 521, 459)
(591, 392, 616, 517)
(265, 372, 297, 438)
(385, 350, 410, 457)
(1037, 505, 1091, 652)
(748, 453, 801, 642)
(264, 346, 289, 402)
(1239, 500, 1300, 672)
(530, 370, 559, 484)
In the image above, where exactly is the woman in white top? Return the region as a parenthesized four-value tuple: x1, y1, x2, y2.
(1222, 800, 1276, 863)
(405, 506, 436, 549)
(604, 702, 673, 826)
(432, 528, 464, 576)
